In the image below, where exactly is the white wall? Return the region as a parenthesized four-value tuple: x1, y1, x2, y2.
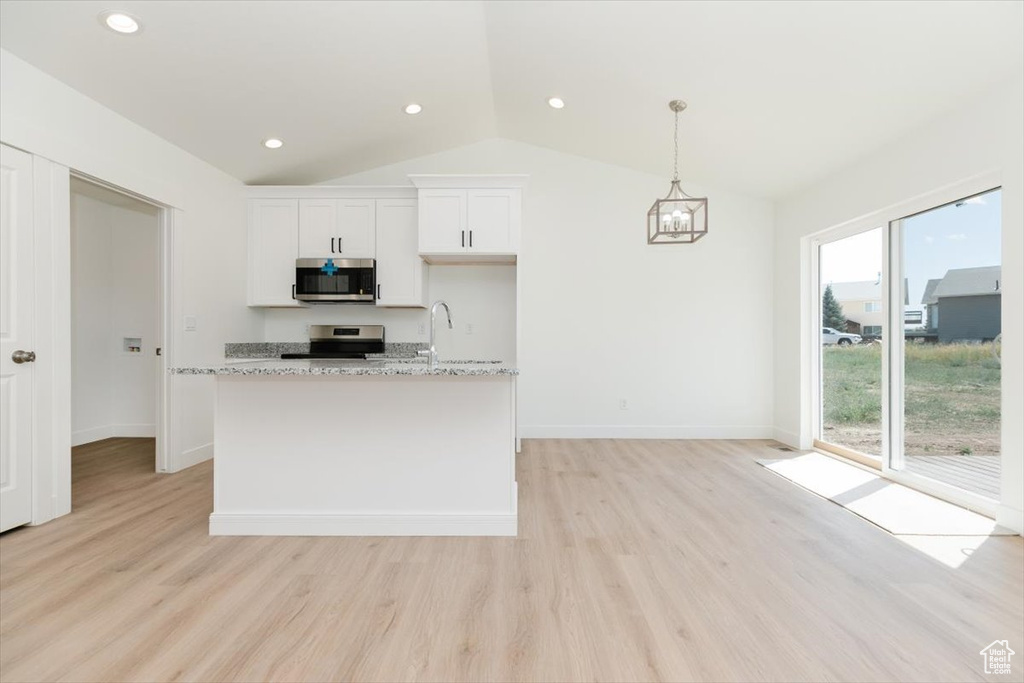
(325, 139, 776, 438)
(773, 79, 1024, 532)
(71, 191, 159, 446)
(263, 266, 517, 362)
(1, 49, 263, 476)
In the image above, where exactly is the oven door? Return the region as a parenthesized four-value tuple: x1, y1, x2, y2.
(294, 258, 375, 302)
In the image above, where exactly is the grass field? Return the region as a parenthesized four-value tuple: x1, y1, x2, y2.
(822, 342, 1001, 457)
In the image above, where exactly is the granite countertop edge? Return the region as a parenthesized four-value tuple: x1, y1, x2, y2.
(170, 363, 518, 377)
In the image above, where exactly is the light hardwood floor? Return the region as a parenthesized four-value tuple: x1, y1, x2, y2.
(1, 437, 1021, 682)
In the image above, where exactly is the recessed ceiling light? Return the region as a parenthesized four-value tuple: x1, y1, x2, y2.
(547, 97, 565, 109)
(262, 138, 284, 149)
(404, 103, 423, 115)
(100, 11, 140, 34)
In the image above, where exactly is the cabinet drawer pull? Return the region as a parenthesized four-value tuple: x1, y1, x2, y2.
(331, 237, 336, 254)
(461, 230, 465, 248)
(338, 236, 343, 253)
(377, 284, 381, 300)
(469, 230, 473, 248)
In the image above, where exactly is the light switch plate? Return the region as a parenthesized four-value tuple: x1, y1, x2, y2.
(184, 315, 197, 332)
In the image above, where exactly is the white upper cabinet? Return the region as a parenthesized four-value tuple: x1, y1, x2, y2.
(411, 176, 525, 263)
(248, 199, 300, 307)
(417, 190, 467, 253)
(467, 189, 520, 254)
(375, 199, 428, 308)
(298, 198, 375, 258)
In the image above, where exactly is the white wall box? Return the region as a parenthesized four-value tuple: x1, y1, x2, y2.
(298, 198, 375, 258)
(375, 199, 428, 308)
(410, 175, 527, 264)
(247, 199, 300, 307)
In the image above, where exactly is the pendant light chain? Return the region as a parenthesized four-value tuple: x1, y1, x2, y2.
(673, 107, 679, 182)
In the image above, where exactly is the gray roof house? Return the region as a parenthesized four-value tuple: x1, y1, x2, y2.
(922, 266, 1001, 342)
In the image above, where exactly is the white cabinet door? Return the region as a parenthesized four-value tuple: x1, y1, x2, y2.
(0, 144, 35, 532)
(467, 189, 520, 254)
(336, 199, 375, 258)
(375, 199, 427, 308)
(418, 190, 467, 254)
(248, 199, 300, 307)
(297, 199, 337, 257)
(298, 199, 375, 258)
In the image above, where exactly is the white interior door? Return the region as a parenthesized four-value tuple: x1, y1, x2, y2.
(1, 144, 36, 532)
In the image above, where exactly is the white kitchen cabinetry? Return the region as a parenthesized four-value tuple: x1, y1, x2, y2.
(467, 189, 520, 254)
(248, 199, 300, 307)
(375, 199, 427, 308)
(417, 190, 467, 254)
(298, 198, 375, 258)
(413, 179, 523, 263)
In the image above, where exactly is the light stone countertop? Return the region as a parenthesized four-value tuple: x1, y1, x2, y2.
(170, 358, 518, 377)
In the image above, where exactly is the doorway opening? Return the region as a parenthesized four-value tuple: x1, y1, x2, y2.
(69, 176, 166, 476)
(810, 179, 1002, 516)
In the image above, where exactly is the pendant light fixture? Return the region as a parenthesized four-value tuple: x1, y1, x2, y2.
(647, 100, 707, 244)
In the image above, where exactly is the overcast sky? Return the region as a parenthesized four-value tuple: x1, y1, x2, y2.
(820, 188, 1002, 312)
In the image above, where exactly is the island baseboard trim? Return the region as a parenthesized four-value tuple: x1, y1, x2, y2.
(209, 513, 518, 536)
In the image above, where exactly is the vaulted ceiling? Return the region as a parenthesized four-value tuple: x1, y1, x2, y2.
(2, 1, 1022, 197)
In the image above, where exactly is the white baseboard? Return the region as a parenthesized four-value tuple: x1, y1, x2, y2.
(172, 442, 214, 472)
(996, 504, 1024, 536)
(209, 513, 518, 537)
(72, 423, 155, 446)
(772, 427, 803, 449)
(517, 425, 773, 439)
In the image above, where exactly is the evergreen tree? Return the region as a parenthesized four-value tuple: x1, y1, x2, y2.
(822, 285, 847, 330)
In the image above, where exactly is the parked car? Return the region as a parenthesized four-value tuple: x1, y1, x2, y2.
(822, 327, 862, 346)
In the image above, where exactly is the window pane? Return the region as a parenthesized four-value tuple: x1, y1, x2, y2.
(898, 188, 1001, 498)
(819, 228, 884, 457)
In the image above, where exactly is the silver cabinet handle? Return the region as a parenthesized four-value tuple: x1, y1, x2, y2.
(12, 350, 36, 364)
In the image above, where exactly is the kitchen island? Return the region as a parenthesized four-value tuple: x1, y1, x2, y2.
(171, 359, 518, 536)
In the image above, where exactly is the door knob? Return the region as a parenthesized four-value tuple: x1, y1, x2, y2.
(11, 350, 36, 364)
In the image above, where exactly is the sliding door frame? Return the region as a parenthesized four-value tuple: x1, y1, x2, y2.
(810, 218, 889, 469)
(809, 170, 1002, 517)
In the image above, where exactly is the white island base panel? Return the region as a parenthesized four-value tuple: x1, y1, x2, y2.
(211, 374, 517, 536)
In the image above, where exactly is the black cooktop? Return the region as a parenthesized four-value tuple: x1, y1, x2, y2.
(280, 352, 369, 360)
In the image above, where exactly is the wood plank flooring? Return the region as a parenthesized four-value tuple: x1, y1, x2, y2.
(1, 437, 1021, 682)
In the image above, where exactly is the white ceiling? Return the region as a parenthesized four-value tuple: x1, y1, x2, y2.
(2, 1, 1022, 197)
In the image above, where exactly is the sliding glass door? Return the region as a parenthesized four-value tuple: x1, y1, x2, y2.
(816, 228, 885, 462)
(813, 184, 1001, 508)
(888, 188, 1001, 500)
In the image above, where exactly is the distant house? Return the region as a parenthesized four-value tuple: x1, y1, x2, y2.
(921, 278, 943, 331)
(827, 279, 909, 338)
(922, 266, 1001, 343)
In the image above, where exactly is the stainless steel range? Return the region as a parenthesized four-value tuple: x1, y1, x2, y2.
(280, 325, 385, 359)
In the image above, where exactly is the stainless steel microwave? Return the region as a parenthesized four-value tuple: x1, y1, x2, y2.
(293, 258, 375, 303)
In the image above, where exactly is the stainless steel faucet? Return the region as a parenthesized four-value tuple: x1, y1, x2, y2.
(418, 300, 453, 370)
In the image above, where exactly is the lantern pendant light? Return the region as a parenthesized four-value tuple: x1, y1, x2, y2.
(647, 100, 708, 244)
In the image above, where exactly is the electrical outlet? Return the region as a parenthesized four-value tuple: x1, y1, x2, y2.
(183, 315, 197, 332)
(465, 323, 474, 335)
(619, 399, 629, 411)
(417, 322, 426, 336)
